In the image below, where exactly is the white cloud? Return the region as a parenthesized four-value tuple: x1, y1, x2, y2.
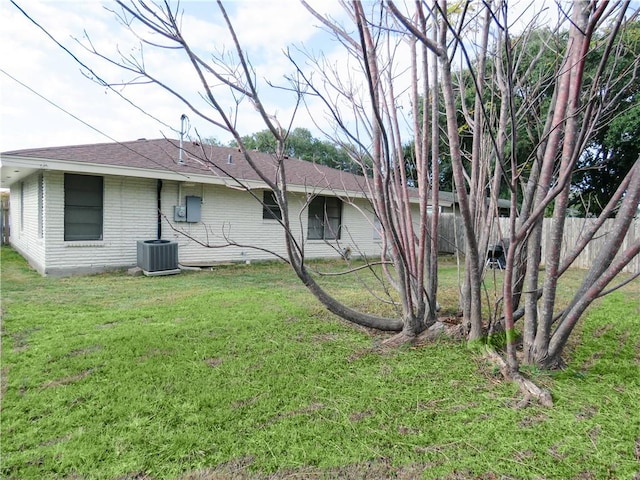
(0, 0, 352, 151)
(0, 0, 595, 153)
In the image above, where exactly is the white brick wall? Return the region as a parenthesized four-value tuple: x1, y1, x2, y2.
(162, 182, 385, 265)
(9, 172, 46, 273)
(12, 173, 394, 275)
(42, 172, 158, 275)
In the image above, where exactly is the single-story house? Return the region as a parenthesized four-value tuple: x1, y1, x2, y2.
(0, 138, 508, 276)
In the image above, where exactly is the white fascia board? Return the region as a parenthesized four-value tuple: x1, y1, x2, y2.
(1, 155, 228, 185)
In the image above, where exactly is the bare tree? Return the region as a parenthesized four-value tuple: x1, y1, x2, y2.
(389, 0, 639, 374)
(294, 1, 443, 343)
(80, 0, 447, 336)
(50, 0, 638, 389)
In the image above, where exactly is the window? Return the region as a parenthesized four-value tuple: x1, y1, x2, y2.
(308, 196, 342, 240)
(262, 191, 282, 220)
(373, 218, 382, 241)
(64, 174, 103, 241)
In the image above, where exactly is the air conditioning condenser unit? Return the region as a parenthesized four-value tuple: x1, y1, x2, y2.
(136, 239, 180, 276)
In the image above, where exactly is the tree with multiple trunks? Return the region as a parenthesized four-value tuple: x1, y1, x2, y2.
(385, 1, 639, 378)
(24, 0, 639, 404)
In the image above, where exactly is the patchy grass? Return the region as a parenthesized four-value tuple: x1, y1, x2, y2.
(1, 246, 638, 480)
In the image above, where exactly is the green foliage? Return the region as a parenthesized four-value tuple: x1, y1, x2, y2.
(570, 20, 640, 216)
(230, 127, 359, 172)
(1, 247, 639, 479)
(414, 21, 639, 213)
(202, 137, 224, 146)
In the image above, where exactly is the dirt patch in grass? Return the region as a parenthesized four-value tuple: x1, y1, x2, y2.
(588, 425, 601, 443)
(581, 351, 603, 370)
(41, 367, 97, 388)
(95, 321, 118, 329)
(205, 357, 224, 368)
(136, 349, 173, 362)
(548, 442, 568, 461)
(513, 449, 535, 462)
(398, 425, 421, 435)
(47, 345, 102, 364)
(65, 345, 102, 357)
(571, 472, 597, 480)
(115, 473, 157, 480)
(519, 413, 548, 428)
(0, 366, 8, 405)
(260, 402, 325, 428)
(180, 457, 430, 480)
(575, 404, 598, 420)
(10, 327, 42, 353)
(319, 459, 428, 480)
(349, 409, 374, 422)
(39, 433, 73, 447)
(592, 324, 613, 338)
(346, 347, 374, 362)
(614, 330, 631, 356)
(346, 343, 395, 362)
(442, 472, 520, 480)
(312, 332, 340, 343)
(232, 394, 264, 409)
(181, 456, 256, 480)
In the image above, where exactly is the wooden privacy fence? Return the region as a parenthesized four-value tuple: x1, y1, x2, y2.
(437, 213, 640, 274)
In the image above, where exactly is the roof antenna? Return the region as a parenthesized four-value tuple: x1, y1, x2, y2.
(178, 114, 188, 165)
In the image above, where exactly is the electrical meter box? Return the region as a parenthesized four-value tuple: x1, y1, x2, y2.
(174, 205, 187, 222)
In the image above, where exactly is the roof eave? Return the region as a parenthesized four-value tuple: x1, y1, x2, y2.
(0, 154, 379, 200)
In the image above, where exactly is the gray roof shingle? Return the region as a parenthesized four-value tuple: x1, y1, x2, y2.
(2, 138, 370, 194)
(3, 138, 511, 209)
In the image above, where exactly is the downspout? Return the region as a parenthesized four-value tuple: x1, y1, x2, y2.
(157, 179, 163, 240)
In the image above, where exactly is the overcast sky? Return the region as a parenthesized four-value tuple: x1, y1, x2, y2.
(0, 0, 588, 152)
(1, 1, 356, 151)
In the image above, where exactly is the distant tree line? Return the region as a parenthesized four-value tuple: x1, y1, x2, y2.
(206, 127, 362, 174)
(207, 20, 639, 219)
(401, 20, 640, 217)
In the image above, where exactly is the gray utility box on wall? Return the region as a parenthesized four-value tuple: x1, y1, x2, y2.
(186, 195, 201, 222)
(137, 239, 179, 274)
(173, 195, 202, 223)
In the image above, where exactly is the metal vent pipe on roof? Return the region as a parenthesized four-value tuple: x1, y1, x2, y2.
(178, 114, 188, 165)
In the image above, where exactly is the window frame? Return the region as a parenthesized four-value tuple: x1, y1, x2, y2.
(262, 190, 282, 220)
(307, 195, 342, 240)
(373, 217, 382, 241)
(64, 173, 104, 241)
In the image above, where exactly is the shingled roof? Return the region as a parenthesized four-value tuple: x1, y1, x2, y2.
(1, 138, 375, 196)
(2, 138, 515, 210)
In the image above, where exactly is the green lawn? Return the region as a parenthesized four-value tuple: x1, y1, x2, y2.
(1, 247, 638, 479)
